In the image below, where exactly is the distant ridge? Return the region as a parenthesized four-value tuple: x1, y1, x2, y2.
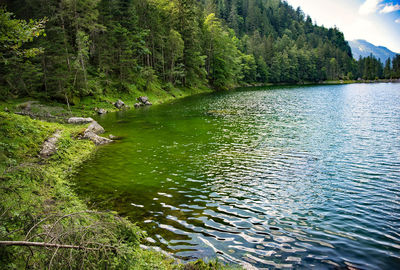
(349, 39, 398, 62)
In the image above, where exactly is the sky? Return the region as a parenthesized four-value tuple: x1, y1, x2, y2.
(285, 0, 400, 53)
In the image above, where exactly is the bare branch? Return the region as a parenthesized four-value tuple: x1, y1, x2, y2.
(48, 246, 60, 270)
(25, 214, 54, 240)
(0, 241, 100, 250)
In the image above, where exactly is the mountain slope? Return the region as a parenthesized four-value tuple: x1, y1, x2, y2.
(349, 39, 398, 62)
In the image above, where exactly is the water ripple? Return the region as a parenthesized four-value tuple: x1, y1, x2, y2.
(75, 84, 400, 269)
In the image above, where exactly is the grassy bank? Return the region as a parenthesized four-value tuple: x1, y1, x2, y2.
(0, 84, 213, 119)
(0, 85, 231, 269)
(0, 112, 175, 269)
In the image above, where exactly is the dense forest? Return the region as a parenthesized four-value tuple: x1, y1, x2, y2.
(356, 54, 400, 80)
(1, 0, 399, 103)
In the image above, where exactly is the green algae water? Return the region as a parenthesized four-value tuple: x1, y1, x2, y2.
(74, 84, 400, 269)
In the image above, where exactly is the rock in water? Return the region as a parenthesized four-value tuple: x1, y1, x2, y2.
(83, 131, 113, 146)
(134, 103, 142, 108)
(114, 99, 125, 109)
(86, 121, 105, 135)
(40, 130, 62, 158)
(83, 121, 111, 145)
(68, 117, 94, 124)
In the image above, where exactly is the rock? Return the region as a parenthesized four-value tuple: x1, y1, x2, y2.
(108, 134, 122, 140)
(83, 131, 113, 146)
(83, 122, 110, 145)
(86, 121, 105, 135)
(114, 99, 125, 109)
(4, 107, 9, 112)
(136, 96, 152, 106)
(40, 130, 62, 158)
(95, 108, 107, 114)
(137, 96, 149, 104)
(67, 117, 94, 124)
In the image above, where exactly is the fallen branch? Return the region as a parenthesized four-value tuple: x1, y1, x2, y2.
(0, 241, 99, 250)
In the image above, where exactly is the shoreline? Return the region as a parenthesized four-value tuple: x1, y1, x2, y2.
(0, 86, 229, 269)
(1, 80, 398, 268)
(243, 78, 400, 88)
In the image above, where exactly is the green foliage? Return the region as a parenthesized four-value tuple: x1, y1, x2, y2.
(0, 7, 46, 59)
(0, 7, 46, 98)
(392, 55, 400, 78)
(356, 54, 384, 80)
(183, 259, 229, 270)
(383, 58, 392, 79)
(203, 13, 241, 89)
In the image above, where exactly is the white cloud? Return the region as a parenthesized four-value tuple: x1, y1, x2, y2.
(285, 0, 400, 52)
(396, 18, 400, 23)
(359, 0, 383, 15)
(380, 4, 400, 13)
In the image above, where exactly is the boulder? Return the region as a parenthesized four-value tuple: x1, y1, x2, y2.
(83, 131, 113, 146)
(97, 108, 107, 114)
(4, 107, 9, 112)
(109, 134, 118, 140)
(40, 130, 62, 158)
(137, 96, 149, 104)
(114, 99, 125, 109)
(68, 117, 94, 124)
(86, 121, 105, 135)
(136, 96, 152, 106)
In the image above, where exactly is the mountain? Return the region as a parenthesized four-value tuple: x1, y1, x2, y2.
(349, 39, 398, 62)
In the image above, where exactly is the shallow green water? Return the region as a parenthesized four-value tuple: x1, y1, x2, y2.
(74, 84, 400, 269)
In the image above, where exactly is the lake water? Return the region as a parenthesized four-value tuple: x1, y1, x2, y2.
(74, 84, 400, 269)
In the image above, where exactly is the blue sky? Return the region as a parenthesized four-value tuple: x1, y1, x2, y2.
(285, 0, 400, 53)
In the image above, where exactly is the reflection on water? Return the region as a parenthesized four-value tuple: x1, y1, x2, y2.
(74, 84, 400, 269)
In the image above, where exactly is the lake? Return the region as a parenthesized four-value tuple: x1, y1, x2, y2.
(73, 83, 400, 269)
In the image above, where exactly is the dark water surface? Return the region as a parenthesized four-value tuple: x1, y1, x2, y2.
(74, 84, 400, 269)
